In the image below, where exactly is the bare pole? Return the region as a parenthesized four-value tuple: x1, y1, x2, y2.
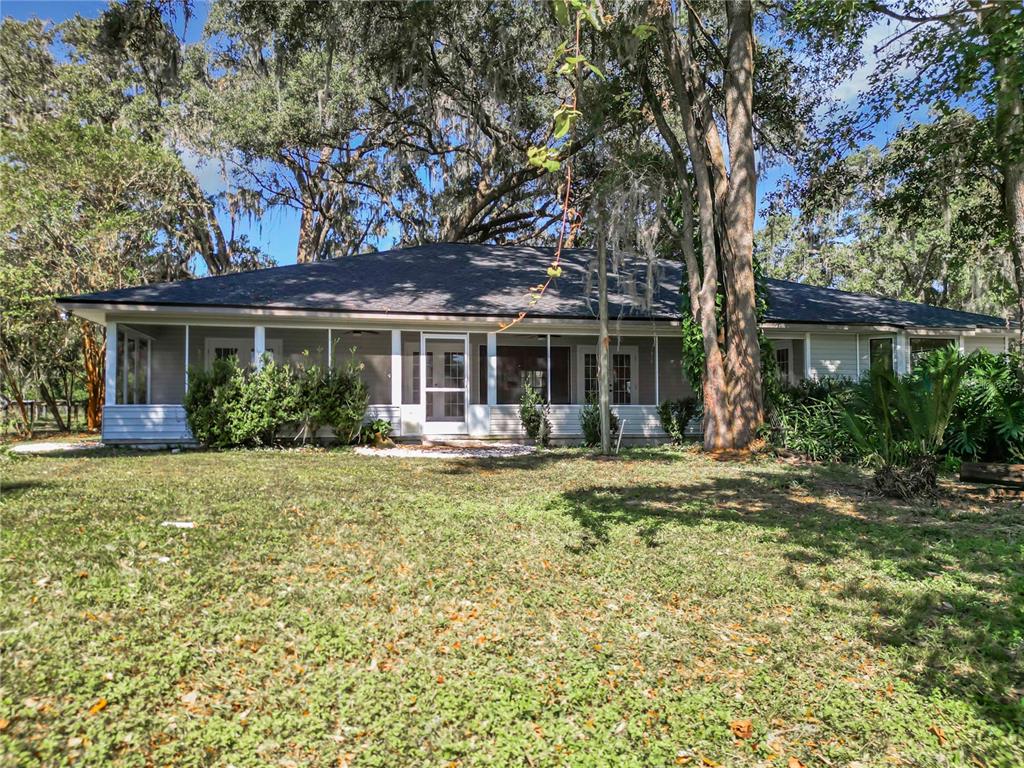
(597, 202, 611, 456)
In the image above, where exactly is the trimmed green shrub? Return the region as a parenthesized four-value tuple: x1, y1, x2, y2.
(183, 357, 242, 448)
(228, 358, 300, 446)
(184, 354, 368, 448)
(319, 355, 370, 444)
(580, 394, 619, 448)
(518, 382, 551, 445)
(657, 398, 699, 445)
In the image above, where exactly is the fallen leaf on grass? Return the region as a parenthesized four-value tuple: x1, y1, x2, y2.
(87, 698, 107, 716)
(929, 724, 947, 746)
(730, 719, 753, 739)
(787, 758, 805, 768)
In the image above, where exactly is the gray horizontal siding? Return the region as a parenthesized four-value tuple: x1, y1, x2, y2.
(489, 404, 666, 438)
(963, 336, 1006, 355)
(102, 404, 400, 444)
(102, 405, 192, 443)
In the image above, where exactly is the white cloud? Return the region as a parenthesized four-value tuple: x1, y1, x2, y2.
(178, 146, 230, 195)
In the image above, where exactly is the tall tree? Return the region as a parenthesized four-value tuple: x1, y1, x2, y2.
(634, 1, 763, 450)
(0, 10, 261, 431)
(789, 0, 1024, 340)
(186, 0, 580, 262)
(762, 111, 1016, 319)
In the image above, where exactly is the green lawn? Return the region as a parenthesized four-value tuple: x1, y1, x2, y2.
(1, 447, 1021, 767)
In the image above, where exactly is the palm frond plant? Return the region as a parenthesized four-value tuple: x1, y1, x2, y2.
(844, 346, 968, 499)
(945, 351, 1024, 462)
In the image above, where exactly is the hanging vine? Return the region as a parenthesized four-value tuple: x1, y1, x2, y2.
(500, 0, 605, 331)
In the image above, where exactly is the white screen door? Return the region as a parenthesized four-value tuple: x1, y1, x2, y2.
(420, 334, 469, 434)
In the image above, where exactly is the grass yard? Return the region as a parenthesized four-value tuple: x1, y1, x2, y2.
(1, 447, 1022, 767)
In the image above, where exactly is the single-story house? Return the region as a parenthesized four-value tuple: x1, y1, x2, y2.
(58, 243, 1014, 444)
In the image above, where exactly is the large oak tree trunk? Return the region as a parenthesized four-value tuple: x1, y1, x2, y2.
(722, 0, 763, 443)
(294, 147, 336, 264)
(982, 2, 1024, 344)
(657, 14, 732, 450)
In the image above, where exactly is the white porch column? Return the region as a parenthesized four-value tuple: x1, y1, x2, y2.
(654, 335, 660, 404)
(328, 328, 334, 369)
(958, 334, 966, 355)
(546, 334, 552, 402)
(895, 331, 910, 374)
(855, 334, 861, 380)
(184, 324, 190, 394)
(486, 332, 497, 406)
(390, 330, 402, 405)
(104, 320, 118, 406)
(253, 325, 266, 369)
(803, 332, 812, 381)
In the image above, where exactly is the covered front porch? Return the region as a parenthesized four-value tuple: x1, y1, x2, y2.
(101, 320, 692, 444)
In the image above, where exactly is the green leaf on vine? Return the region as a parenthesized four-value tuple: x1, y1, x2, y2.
(560, 55, 604, 81)
(552, 0, 569, 26)
(547, 266, 563, 278)
(631, 23, 657, 41)
(527, 145, 561, 173)
(552, 105, 581, 139)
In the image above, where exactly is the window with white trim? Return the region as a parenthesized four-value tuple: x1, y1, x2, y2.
(116, 328, 150, 405)
(869, 337, 894, 372)
(910, 337, 955, 368)
(583, 350, 633, 404)
(204, 337, 282, 368)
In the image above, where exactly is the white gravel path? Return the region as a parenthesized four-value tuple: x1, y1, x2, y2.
(8, 440, 102, 455)
(354, 443, 535, 460)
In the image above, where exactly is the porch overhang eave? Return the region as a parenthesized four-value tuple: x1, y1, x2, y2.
(56, 299, 684, 332)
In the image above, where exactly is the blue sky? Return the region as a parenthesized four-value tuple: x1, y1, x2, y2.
(4, 0, 906, 270)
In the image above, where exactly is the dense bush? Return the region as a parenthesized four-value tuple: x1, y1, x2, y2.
(229, 359, 300, 446)
(763, 348, 1022, 497)
(318, 356, 370, 444)
(518, 382, 551, 445)
(580, 395, 620, 448)
(184, 354, 368, 448)
(764, 377, 859, 462)
(183, 357, 242, 448)
(945, 351, 1024, 462)
(657, 398, 699, 445)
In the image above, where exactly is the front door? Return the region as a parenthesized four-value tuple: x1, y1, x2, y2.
(421, 334, 469, 435)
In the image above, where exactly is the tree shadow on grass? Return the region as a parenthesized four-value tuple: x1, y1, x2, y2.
(555, 467, 1024, 730)
(0, 479, 51, 499)
(436, 446, 694, 475)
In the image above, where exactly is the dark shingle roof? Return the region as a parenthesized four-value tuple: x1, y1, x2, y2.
(60, 243, 1009, 330)
(764, 278, 1009, 329)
